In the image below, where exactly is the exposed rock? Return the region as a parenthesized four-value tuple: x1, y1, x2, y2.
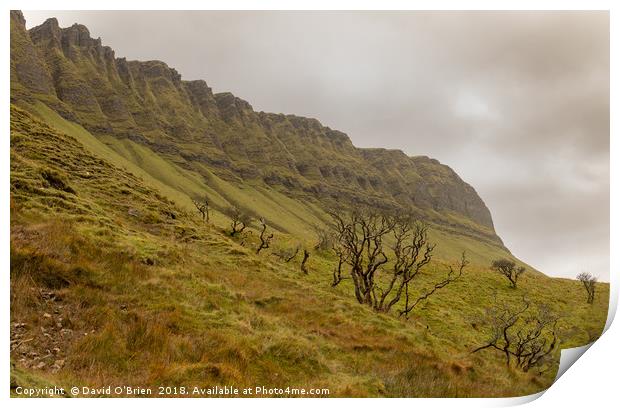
(28, 18, 62, 48)
(11, 11, 502, 245)
(10, 10, 26, 26)
(214, 92, 254, 122)
(185, 79, 219, 117)
(10, 11, 56, 96)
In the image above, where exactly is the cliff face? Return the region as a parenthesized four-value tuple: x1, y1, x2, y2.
(10, 11, 500, 245)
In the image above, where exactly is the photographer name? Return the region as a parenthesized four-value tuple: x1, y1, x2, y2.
(74, 385, 151, 396)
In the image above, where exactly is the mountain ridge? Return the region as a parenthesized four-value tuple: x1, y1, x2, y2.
(11, 10, 500, 247)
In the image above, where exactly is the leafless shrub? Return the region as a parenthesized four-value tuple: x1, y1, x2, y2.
(399, 252, 468, 319)
(577, 272, 597, 304)
(473, 296, 560, 372)
(491, 258, 526, 289)
(331, 239, 349, 287)
(222, 206, 254, 236)
(192, 196, 210, 222)
(256, 218, 274, 254)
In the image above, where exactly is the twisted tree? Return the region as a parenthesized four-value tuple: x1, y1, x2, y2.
(473, 296, 559, 372)
(223, 206, 254, 237)
(376, 220, 435, 313)
(577, 272, 597, 304)
(331, 239, 349, 287)
(256, 218, 274, 254)
(301, 249, 310, 275)
(491, 258, 526, 289)
(329, 208, 467, 316)
(399, 252, 468, 319)
(329, 209, 395, 306)
(192, 196, 210, 222)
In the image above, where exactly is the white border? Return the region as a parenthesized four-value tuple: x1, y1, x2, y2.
(2, 1, 616, 406)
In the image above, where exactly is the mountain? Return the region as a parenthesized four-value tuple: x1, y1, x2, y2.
(11, 10, 498, 247)
(9, 10, 608, 397)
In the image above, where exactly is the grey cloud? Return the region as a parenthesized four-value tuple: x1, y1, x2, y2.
(22, 10, 610, 280)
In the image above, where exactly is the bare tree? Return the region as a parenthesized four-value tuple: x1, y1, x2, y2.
(473, 296, 559, 372)
(329, 208, 467, 315)
(256, 218, 274, 254)
(329, 209, 396, 305)
(491, 258, 526, 289)
(376, 220, 436, 313)
(192, 196, 210, 222)
(331, 240, 349, 287)
(399, 252, 469, 319)
(301, 249, 310, 275)
(577, 272, 597, 304)
(222, 206, 254, 236)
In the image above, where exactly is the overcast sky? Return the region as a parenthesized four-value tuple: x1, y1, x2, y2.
(23, 11, 610, 280)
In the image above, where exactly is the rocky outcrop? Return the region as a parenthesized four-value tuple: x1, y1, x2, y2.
(410, 155, 495, 229)
(185, 80, 219, 117)
(28, 17, 62, 48)
(10, 11, 56, 97)
(214, 92, 255, 123)
(10, 11, 501, 245)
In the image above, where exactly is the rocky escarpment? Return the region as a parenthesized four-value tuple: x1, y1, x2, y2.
(10, 11, 500, 245)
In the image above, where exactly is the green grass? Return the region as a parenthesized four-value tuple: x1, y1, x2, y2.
(24, 101, 515, 264)
(24, 101, 329, 241)
(10, 104, 609, 398)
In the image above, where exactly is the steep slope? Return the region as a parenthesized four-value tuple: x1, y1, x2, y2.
(9, 104, 609, 397)
(10, 11, 610, 398)
(11, 10, 499, 248)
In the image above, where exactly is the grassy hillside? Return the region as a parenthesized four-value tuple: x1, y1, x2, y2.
(9, 10, 609, 398)
(23, 101, 507, 262)
(10, 104, 609, 397)
(11, 10, 502, 249)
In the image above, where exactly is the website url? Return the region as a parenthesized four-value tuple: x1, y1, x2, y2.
(254, 386, 330, 396)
